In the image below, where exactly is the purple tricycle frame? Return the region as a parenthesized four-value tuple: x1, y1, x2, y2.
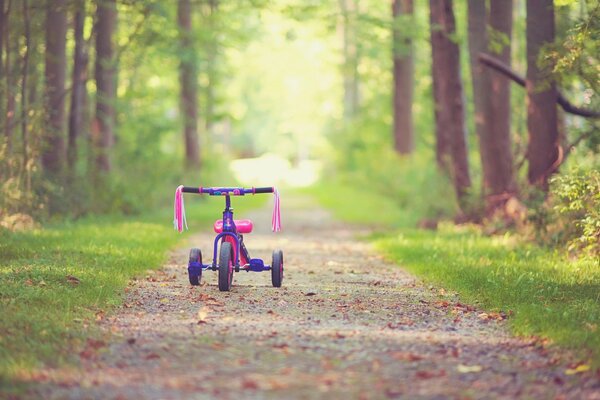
(175, 186, 283, 292)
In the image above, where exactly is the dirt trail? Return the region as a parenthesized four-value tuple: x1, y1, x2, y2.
(31, 195, 599, 399)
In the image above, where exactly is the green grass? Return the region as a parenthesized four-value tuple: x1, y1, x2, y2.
(0, 194, 265, 380)
(310, 182, 600, 364)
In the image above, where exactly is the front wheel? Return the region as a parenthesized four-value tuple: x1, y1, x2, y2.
(218, 241, 234, 292)
(188, 248, 202, 286)
(271, 250, 283, 288)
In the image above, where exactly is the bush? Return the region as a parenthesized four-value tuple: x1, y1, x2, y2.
(534, 167, 600, 256)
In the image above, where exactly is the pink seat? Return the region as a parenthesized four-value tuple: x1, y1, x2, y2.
(213, 219, 253, 234)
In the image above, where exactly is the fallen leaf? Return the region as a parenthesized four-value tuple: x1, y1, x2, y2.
(415, 370, 445, 379)
(25, 279, 34, 286)
(457, 364, 483, 373)
(391, 352, 423, 362)
(145, 353, 160, 360)
(197, 307, 209, 324)
(305, 292, 317, 296)
(565, 364, 590, 375)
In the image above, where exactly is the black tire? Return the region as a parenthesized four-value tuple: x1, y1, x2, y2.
(218, 241, 234, 292)
(271, 250, 283, 288)
(188, 248, 202, 286)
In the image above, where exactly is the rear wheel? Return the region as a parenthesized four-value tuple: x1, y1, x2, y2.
(188, 248, 202, 286)
(218, 242, 234, 291)
(271, 250, 283, 287)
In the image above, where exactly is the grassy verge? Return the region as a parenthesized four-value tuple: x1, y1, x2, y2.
(0, 194, 265, 381)
(310, 182, 600, 364)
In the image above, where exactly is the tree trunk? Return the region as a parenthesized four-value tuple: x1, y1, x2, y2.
(485, 0, 515, 202)
(43, 0, 67, 177)
(205, 0, 218, 134)
(430, 1, 449, 171)
(429, 0, 471, 209)
(94, 0, 116, 172)
(340, 0, 360, 121)
(21, 0, 30, 176)
(526, 0, 558, 190)
(0, 0, 5, 141)
(392, 0, 414, 154)
(178, 0, 200, 168)
(68, 0, 88, 172)
(469, 0, 516, 212)
(4, 0, 15, 152)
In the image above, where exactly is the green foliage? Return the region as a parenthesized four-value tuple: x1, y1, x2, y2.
(532, 166, 600, 256)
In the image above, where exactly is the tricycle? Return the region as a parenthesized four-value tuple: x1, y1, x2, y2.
(174, 185, 283, 291)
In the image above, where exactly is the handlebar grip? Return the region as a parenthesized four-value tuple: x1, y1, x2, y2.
(253, 187, 274, 193)
(181, 186, 200, 193)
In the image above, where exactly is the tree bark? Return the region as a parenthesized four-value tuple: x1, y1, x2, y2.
(43, 0, 67, 177)
(469, 0, 516, 211)
(94, 0, 116, 172)
(392, 0, 414, 154)
(430, 0, 471, 208)
(486, 0, 515, 201)
(4, 0, 15, 152)
(68, 0, 88, 172)
(205, 0, 218, 134)
(178, 0, 200, 168)
(0, 0, 5, 141)
(526, 0, 558, 190)
(21, 0, 30, 175)
(467, 0, 490, 193)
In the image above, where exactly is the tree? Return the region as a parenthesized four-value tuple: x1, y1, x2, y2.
(178, 0, 200, 169)
(94, 0, 117, 172)
(42, 0, 67, 177)
(68, 0, 89, 172)
(468, 0, 515, 212)
(526, 0, 558, 190)
(392, 0, 414, 154)
(429, 0, 471, 209)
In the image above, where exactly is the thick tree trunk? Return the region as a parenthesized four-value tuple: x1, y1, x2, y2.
(526, 0, 558, 190)
(469, 0, 516, 211)
(178, 0, 200, 168)
(485, 0, 515, 201)
(94, 0, 116, 172)
(43, 0, 67, 177)
(68, 0, 88, 172)
(430, 0, 471, 208)
(340, 0, 360, 121)
(392, 0, 414, 154)
(467, 0, 490, 189)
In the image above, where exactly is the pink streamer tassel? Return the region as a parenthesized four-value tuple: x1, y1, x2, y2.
(272, 188, 281, 232)
(174, 185, 188, 232)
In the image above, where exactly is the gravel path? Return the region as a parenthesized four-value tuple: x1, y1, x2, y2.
(28, 195, 600, 399)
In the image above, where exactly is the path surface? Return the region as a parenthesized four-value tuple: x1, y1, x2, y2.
(30, 195, 599, 399)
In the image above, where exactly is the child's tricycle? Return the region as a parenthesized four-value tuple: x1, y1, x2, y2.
(174, 185, 283, 292)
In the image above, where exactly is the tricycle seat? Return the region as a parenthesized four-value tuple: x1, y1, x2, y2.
(213, 219, 253, 234)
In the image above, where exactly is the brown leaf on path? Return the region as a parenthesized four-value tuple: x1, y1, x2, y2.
(241, 378, 259, 390)
(305, 292, 317, 296)
(415, 369, 445, 379)
(391, 352, 423, 362)
(197, 307, 209, 323)
(95, 311, 105, 321)
(145, 353, 160, 360)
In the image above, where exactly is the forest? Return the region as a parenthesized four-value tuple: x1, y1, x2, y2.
(0, 0, 599, 395)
